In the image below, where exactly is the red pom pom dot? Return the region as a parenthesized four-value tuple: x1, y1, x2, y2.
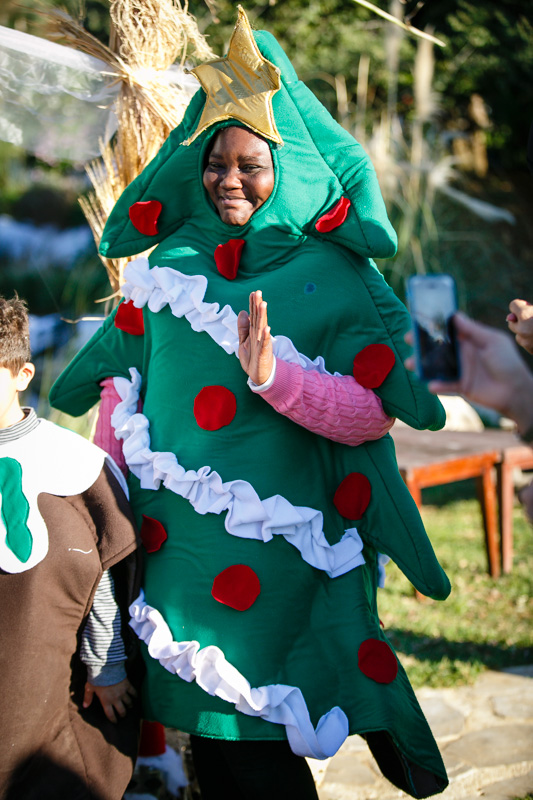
(315, 197, 351, 233)
(333, 472, 371, 520)
(358, 638, 398, 684)
(214, 239, 245, 280)
(140, 515, 168, 553)
(114, 300, 145, 336)
(353, 344, 395, 388)
(129, 200, 162, 236)
(194, 386, 237, 431)
(212, 564, 261, 611)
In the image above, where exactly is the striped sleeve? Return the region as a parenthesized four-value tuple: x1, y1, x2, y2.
(80, 569, 127, 686)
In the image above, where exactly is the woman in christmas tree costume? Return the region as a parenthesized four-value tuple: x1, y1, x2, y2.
(51, 8, 451, 798)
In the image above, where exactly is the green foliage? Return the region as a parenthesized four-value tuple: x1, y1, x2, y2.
(187, 0, 532, 168)
(408, 0, 533, 168)
(1, 0, 111, 41)
(0, 249, 110, 317)
(190, 0, 414, 117)
(378, 178, 532, 328)
(6, 1, 531, 165)
(378, 489, 533, 689)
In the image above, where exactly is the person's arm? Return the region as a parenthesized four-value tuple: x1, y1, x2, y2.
(238, 291, 394, 445)
(406, 312, 533, 437)
(93, 378, 129, 475)
(80, 569, 137, 723)
(49, 304, 144, 418)
(250, 357, 394, 445)
(405, 313, 533, 523)
(507, 298, 533, 355)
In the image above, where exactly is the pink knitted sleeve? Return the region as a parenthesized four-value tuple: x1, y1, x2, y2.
(93, 377, 128, 475)
(257, 359, 394, 446)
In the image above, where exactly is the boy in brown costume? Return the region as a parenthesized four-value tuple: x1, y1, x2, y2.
(0, 295, 142, 800)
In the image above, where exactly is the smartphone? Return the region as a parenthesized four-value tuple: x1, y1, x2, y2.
(407, 274, 460, 382)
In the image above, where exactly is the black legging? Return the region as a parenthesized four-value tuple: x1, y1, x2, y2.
(189, 735, 319, 800)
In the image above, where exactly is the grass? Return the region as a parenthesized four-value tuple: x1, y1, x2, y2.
(377, 480, 532, 689)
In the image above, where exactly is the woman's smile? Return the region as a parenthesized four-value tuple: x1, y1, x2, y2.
(203, 126, 274, 226)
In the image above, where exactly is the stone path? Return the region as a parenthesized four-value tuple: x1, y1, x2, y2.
(126, 666, 533, 799)
(313, 666, 533, 800)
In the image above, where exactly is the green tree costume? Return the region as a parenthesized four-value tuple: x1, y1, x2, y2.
(50, 9, 450, 797)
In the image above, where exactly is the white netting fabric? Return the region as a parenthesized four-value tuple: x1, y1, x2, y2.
(0, 25, 118, 162)
(0, 25, 199, 164)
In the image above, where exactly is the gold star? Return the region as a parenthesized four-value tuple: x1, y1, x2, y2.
(185, 6, 283, 146)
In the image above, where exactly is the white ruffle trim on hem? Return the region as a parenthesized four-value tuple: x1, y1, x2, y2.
(112, 368, 365, 579)
(121, 256, 343, 375)
(130, 590, 349, 760)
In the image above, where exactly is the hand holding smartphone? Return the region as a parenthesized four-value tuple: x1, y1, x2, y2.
(407, 274, 461, 382)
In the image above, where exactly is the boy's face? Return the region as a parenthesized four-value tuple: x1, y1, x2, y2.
(0, 364, 35, 429)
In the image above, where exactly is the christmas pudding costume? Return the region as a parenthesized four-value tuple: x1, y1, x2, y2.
(0, 419, 141, 800)
(50, 9, 450, 798)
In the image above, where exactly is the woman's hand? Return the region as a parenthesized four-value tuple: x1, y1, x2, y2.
(238, 290, 273, 386)
(83, 678, 137, 723)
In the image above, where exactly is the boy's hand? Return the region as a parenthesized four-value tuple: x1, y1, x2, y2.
(83, 678, 137, 723)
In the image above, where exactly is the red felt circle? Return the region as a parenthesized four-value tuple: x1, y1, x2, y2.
(194, 386, 237, 431)
(140, 514, 168, 553)
(114, 300, 145, 336)
(315, 197, 351, 233)
(214, 239, 245, 280)
(128, 200, 162, 236)
(352, 344, 395, 388)
(333, 472, 371, 520)
(358, 638, 398, 684)
(212, 564, 261, 611)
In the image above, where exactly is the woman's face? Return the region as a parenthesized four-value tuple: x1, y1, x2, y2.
(203, 127, 274, 226)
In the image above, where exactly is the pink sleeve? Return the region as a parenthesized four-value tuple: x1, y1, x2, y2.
(93, 378, 128, 475)
(258, 358, 394, 446)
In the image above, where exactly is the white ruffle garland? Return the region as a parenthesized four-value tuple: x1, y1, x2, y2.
(116, 257, 361, 755)
(112, 369, 366, 578)
(129, 591, 349, 760)
(121, 256, 343, 375)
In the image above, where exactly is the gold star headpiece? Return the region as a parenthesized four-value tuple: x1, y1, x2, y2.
(185, 6, 283, 146)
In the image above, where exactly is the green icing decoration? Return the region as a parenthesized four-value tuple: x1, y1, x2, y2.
(50, 17, 450, 797)
(0, 457, 32, 563)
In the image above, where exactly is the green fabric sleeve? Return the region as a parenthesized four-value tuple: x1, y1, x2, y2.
(337, 252, 446, 431)
(99, 89, 206, 259)
(49, 307, 145, 417)
(363, 436, 451, 600)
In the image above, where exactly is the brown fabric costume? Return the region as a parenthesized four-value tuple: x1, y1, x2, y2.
(0, 461, 142, 800)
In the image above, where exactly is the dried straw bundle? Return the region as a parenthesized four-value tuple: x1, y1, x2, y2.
(42, 0, 215, 300)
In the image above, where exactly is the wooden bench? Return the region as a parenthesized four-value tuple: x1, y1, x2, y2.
(496, 441, 533, 572)
(391, 426, 533, 578)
